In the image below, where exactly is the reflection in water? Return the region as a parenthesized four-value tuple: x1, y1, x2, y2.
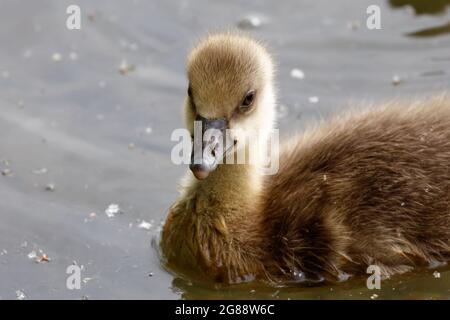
(407, 22, 450, 37)
(172, 265, 450, 300)
(171, 276, 328, 300)
(389, 0, 450, 15)
(389, 0, 450, 37)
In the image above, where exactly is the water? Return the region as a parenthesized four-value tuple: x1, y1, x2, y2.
(0, 0, 449, 299)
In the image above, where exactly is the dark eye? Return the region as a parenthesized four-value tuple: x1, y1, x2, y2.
(240, 90, 256, 110)
(187, 86, 193, 98)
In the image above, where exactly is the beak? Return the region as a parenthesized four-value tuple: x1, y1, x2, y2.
(189, 115, 229, 180)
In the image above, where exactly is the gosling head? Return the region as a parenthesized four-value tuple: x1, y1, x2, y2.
(185, 33, 276, 180)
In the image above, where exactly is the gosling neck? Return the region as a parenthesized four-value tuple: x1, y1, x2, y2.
(195, 143, 265, 220)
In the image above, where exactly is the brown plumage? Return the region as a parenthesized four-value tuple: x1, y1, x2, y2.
(161, 32, 450, 284)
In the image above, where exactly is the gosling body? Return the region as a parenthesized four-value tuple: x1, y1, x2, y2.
(161, 33, 450, 284)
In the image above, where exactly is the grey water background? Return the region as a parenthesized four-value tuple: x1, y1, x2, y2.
(0, 0, 449, 299)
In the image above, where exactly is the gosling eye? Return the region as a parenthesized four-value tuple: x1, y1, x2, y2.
(187, 86, 193, 98)
(239, 90, 256, 112)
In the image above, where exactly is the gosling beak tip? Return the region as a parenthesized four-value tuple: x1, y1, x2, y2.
(189, 164, 211, 180)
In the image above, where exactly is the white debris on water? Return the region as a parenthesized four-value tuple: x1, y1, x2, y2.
(145, 126, 153, 134)
(38, 253, 50, 263)
(290, 68, 305, 80)
(138, 220, 152, 230)
(433, 271, 441, 278)
(1, 168, 12, 176)
(84, 212, 97, 223)
(16, 290, 26, 300)
(27, 250, 37, 260)
(69, 52, 78, 61)
(119, 59, 135, 75)
(32, 168, 48, 175)
(105, 204, 121, 218)
(237, 15, 263, 29)
(98, 80, 106, 88)
(45, 183, 56, 192)
(370, 294, 378, 299)
(308, 96, 319, 104)
(51, 52, 62, 62)
(392, 74, 401, 86)
(28, 249, 50, 263)
(17, 99, 25, 108)
(82, 277, 94, 284)
(1, 249, 7, 255)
